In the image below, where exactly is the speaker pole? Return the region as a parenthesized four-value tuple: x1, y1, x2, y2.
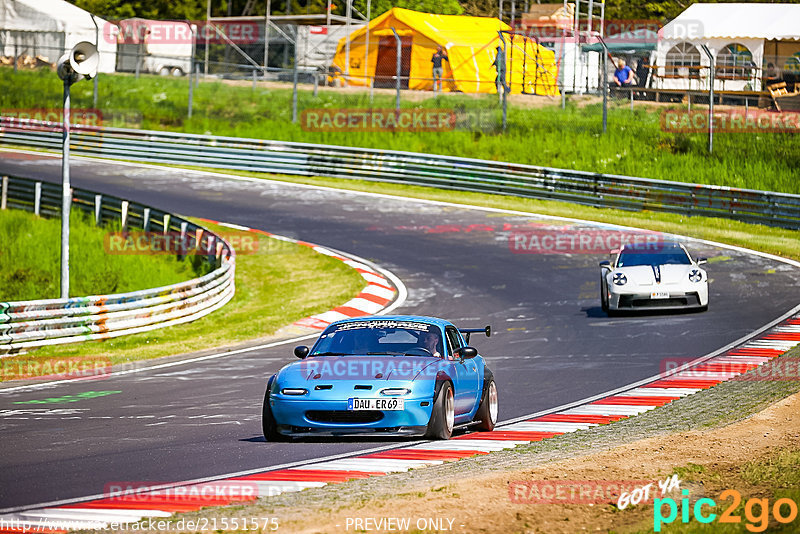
(61, 76, 72, 299)
(56, 41, 97, 299)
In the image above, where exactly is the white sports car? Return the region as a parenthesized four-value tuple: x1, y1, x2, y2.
(599, 241, 708, 313)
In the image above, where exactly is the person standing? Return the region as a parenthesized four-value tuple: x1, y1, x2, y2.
(431, 46, 449, 93)
(492, 46, 507, 103)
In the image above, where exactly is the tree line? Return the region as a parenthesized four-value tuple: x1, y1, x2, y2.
(68, 0, 800, 23)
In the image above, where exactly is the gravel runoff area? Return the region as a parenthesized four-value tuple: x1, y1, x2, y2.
(76, 345, 800, 534)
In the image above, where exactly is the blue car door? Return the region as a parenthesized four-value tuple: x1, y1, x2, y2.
(445, 326, 480, 415)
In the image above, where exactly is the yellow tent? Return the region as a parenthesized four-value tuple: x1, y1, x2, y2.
(331, 8, 559, 96)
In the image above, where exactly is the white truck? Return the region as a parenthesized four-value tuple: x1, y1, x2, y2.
(113, 18, 193, 76)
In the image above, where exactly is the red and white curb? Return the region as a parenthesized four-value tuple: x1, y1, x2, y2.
(2, 313, 798, 532)
(204, 220, 399, 330)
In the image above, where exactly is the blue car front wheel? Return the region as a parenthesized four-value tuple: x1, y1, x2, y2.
(424, 381, 454, 440)
(262, 387, 286, 442)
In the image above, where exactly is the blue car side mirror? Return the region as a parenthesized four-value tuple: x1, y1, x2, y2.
(457, 346, 478, 359)
(294, 346, 309, 359)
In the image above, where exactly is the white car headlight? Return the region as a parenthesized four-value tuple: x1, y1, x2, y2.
(612, 272, 627, 286)
(689, 269, 703, 283)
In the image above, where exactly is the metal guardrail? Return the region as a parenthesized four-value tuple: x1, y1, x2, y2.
(1, 116, 799, 230)
(0, 175, 235, 355)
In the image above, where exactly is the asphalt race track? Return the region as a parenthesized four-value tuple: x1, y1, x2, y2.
(2, 151, 799, 510)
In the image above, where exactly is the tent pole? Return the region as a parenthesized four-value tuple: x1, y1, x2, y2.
(509, 33, 514, 94)
(522, 36, 527, 93)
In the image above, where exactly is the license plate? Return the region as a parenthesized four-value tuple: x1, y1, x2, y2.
(348, 398, 404, 411)
(651, 290, 670, 299)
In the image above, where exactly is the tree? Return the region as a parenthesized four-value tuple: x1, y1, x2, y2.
(67, 1, 207, 20)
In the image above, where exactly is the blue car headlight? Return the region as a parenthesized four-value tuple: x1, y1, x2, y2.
(689, 269, 703, 283)
(281, 388, 308, 395)
(612, 272, 627, 286)
(379, 387, 411, 396)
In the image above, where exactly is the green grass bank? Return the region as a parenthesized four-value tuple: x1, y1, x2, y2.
(0, 208, 197, 301)
(1, 67, 798, 194)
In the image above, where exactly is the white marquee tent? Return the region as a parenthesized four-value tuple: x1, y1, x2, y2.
(0, 0, 116, 73)
(655, 3, 800, 91)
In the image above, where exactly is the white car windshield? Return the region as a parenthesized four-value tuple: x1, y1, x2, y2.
(617, 250, 692, 267)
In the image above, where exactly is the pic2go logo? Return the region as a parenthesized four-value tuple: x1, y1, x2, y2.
(655, 489, 799, 532)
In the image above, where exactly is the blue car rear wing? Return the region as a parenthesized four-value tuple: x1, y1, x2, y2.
(459, 326, 491, 344)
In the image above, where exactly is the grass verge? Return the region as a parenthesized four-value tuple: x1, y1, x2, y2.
(1, 220, 366, 376)
(0, 208, 197, 301)
(2, 67, 798, 193)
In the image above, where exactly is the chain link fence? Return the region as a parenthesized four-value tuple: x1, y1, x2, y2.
(2, 25, 799, 141)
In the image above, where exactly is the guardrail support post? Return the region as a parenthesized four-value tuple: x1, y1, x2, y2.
(121, 201, 129, 233)
(1, 176, 8, 210)
(142, 207, 151, 231)
(94, 194, 102, 225)
(34, 181, 42, 216)
(163, 214, 171, 236)
(179, 221, 188, 260)
(207, 235, 216, 265)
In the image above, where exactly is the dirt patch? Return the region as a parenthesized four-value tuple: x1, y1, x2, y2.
(275, 391, 800, 533)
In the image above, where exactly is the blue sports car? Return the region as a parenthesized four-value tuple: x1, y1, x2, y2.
(262, 315, 498, 440)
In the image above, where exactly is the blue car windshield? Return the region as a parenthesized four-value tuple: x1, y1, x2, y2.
(310, 320, 444, 357)
(617, 251, 691, 267)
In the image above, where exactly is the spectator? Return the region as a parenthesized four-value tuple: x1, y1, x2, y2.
(613, 59, 634, 87)
(492, 46, 507, 101)
(431, 46, 449, 93)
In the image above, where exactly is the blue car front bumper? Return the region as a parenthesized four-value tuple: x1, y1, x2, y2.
(270, 395, 434, 436)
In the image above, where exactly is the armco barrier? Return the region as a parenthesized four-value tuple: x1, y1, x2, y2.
(0, 175, 235, 355)
(2, 116, 799, 229)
